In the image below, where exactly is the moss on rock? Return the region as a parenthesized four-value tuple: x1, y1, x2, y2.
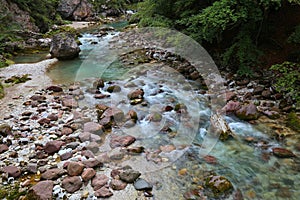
(286, 112, 300, 132)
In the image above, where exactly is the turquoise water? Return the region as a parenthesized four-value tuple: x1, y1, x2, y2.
(42, 29, 300, 199)
(12, 51, 49, 63)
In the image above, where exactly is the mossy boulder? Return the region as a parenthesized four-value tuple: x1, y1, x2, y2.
(286, 112, 300, 132)
(205, 175, 233, 197)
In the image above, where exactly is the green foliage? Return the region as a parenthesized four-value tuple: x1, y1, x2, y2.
(11, 0, 60, 33)
(134, 0, 299, 75)
(271, 62, 300, 105)
(4, 74, 31, 84)
(286, 112, 300, 132)
(288, 25, 300, 44)
(44, 26, 78, 38)
(0, 184, 27, 200)
(0, 82, 4, 99)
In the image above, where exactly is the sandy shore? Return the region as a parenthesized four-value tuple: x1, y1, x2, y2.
(0, 58, 58, 118)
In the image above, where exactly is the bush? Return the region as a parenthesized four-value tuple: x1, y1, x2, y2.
(270, 62, 300, 106)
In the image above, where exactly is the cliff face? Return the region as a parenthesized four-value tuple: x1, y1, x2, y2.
(0, 0, 39, 32)
(57, 0, 94, 21)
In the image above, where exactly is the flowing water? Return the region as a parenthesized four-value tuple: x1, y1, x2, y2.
(16, 27, 300, 199)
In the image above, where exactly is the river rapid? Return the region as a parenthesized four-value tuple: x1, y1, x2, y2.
(11, 24, 300, 200)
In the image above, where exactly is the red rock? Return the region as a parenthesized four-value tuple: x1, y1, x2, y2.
(235, 103, 259, 121)
(38, 118, 51, 125)
(110, 179, 127, 190)
(67, 162, 85, 176)
(127, 89, 144, 100)
(92, 174, 109, 190)
(2, 165, 21, 178)
(0, 144, 9, 153)
(79, 132, 91, 142)
(43, 140, 64, 154)
(164, 106, 173, 112)
(81, 150, 95, 158)
(83, 122, 104, 134)
(101, 107, 124, 123)
(110, 135, 136, 148)
(30, 95, 46, 102)
(225, 91, 236, 102)
(94, 94, 109, 99)
(47, 114, 58, 121)
(160, 145, 176, 153)
(62, 96, 78, 108)
(272, 148, 295, 158)
(28, 180, 53, 200)
(222, 101, 241, 114)
(86, 142, 99, 154)
(81, 168, 96, 182)
(41, 168, 65, 180)
(203, 155, 218, 165)
(61, 127, 73, 135)
(62, 176, 82, 193)
(82, 158, 102, 168)
(60, 151, 73, 161)
(46, 85, 63, 92)
(94, 186, 113, 198)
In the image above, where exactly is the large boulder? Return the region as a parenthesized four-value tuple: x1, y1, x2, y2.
(235, 103, 260, 121)
(57, 0, 93, 21)
(50, 33, 80, 60)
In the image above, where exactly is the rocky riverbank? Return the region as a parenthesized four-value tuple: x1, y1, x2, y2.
(0, 25, 299, 200)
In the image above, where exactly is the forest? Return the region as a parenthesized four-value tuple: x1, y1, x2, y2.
(0, 0, 299, 104)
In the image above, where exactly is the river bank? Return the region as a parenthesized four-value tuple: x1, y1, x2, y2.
(0, 23, 299, 200)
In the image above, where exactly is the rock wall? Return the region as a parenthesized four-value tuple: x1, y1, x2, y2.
(0, 0, 39, 32)
(57, 0, 93, 21)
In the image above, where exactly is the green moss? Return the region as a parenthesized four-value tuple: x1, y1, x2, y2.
(0, 184, 27, 200)
(286, 112, 300, 132)
(4, 74, 31, 84)
(0, 82, 4, 99)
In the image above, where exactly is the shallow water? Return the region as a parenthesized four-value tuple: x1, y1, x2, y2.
(46, 31, 300, 199)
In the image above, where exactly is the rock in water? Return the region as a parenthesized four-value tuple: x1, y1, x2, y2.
(210, 113, 235, 141)
(50, 33, 80, 60)
(57, 0, 93, 21)
(272, 148, 295, 158)
(28, 180, 54, 200)
(205, 175, 233, 197)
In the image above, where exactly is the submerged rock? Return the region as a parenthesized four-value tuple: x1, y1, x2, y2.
(272, 148, 295, 158)
(134, 178, 153, 191)
(119, 169, 141, 183)
(205, 175, 233, 197)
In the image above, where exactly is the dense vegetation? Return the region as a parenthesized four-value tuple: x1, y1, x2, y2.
(131, 0, 300, 104)
(0, 0, 299, 104)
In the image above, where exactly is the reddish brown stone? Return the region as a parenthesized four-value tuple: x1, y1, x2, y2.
(2, 165, 21, 178)
(62, 176, 82, 193)
(94, 186, 113, 198)
(92, 174, 109, 190)
(110, 179, 127, 190)
(81, 168, 96, 182)
(28, 180, 53, 200)
(272, 148, 295, 158)
(0, 144, 9, 154)
(44, 141, 64, 154)
(67, 162, 85, 176)
(110, 135, 136, 148)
